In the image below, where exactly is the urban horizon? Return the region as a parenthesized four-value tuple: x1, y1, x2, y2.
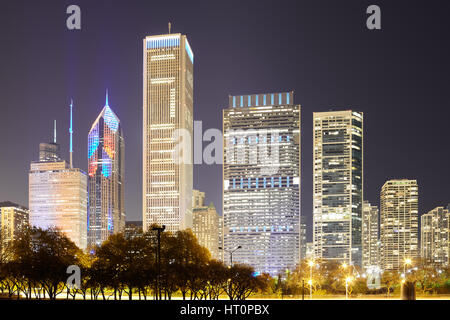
(0, 0, 449, 306)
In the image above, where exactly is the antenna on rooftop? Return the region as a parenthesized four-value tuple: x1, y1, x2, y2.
(53, 120, 57, 143)
(168, 22, 171, 34)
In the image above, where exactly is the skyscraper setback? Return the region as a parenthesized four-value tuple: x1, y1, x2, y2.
(313, 110, 363, 267)
(380, 179, 419, 271)
(142, 33, 194, 233)
(29, 105, 88, 249)
(88, 93, 125, 247)
(223, 92, 301, 276)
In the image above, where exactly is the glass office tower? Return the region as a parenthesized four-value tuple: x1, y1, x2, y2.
(142, 33, 194, 233)
(223, 92, 301, 276)
(313, 110, 363, 267)
(88, 93, 125, 247)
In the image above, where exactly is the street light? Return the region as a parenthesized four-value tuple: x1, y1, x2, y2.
(219, 246, 242, 266)
(308, 260, 315, 300)
(403, 258, 412, 279)
(345, 276, 353, 300)
(152, 225, 165, 300)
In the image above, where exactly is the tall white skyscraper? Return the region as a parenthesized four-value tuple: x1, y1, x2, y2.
(313, 110, 363, 267)
(223, 92, 301, 276)
(380, 179, 419, 271)
(142, 32, 194, 233)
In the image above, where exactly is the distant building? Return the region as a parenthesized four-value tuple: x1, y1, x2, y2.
(192, 190, 205, 208)
(218, 215, 224, 261)
(362, 201, 379, 270)
(0, 202, 29, 251)
(313, 110, 364, 267)
(300, 215, 307, 261)
(193, 202, 220, 260)
(380, 179, 419, 271)
(142, 33, 194, 233)
(305, 242, 314, 260)
(125, 221, 143, 239)
(421, 206, 449, 267)
(223, 92, 301, 276)
(88, 92, 125, 247)
(39, 142, 61, 162)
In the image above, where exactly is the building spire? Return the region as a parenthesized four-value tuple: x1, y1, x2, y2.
(69, 99, 73, 168)
(105, 89, 109, 106)
(53, 119, 57, 143)
(168, 22, 171, 34)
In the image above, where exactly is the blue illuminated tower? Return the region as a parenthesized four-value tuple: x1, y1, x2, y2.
(87, 91, 125, 247)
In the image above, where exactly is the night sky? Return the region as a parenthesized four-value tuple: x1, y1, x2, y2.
(1, 0, 449, 241)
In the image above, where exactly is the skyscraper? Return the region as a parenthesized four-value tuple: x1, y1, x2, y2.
(421, 206, 449, 267)
(142, 32, 194, 233)
(223, 92, 301, 276)
(362, 201, 380, 270)
(380, 179, 419, 271)
(193, 202, 220, 260)
(0, 202, 29, 253)
(313, 110, 363, 267)
(88, 92, 125, 247)
(29, 103, 88, 249)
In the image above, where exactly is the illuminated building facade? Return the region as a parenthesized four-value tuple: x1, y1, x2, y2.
(223, 92, 301, 276)
(380, 179, 419, 271)
(362, 201, 380, 270)
(29, 112, 88, 250)
(88, 93, 125, 247)
(39, 142, 61, 162)
(143, 33, 194, 233)
(192, 189, 205, 208)
(193, 202, 220, 260)
(421, 206, 449, 267)
(0, 202, 29, 252)
(29, 160, 88, 249)
(313, 111, 363, 267)
(218, 215, 224, 261)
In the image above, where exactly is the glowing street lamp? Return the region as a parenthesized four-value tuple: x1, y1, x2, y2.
(403, 258, 412, 278)
(345, 276, 353, 300)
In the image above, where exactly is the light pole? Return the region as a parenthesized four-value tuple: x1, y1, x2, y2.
(345, 277, 352, 300)
(152, 225, 165, 300)
(308, 260, 314, 299)
(219, 245, 242, 266)
(403, 258, 412, 279)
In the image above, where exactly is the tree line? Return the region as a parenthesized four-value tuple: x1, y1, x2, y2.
(1, 226, 449, 300)
(0, 226, 268, 300)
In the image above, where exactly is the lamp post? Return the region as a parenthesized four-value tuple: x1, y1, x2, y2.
(308, 260, 315, 299)
(403, 258, 412, 279)
(152, 225, 165, 300)
(345, 277, 352, 300)
(219, 246, 242, 266)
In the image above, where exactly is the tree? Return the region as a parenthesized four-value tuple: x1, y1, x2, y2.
(5, 227, 84, 300)
(381, 271, 400, 298)
(223, 264, 268, 300)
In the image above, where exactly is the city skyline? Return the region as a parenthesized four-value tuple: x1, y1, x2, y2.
(1, 1, 450, 244)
